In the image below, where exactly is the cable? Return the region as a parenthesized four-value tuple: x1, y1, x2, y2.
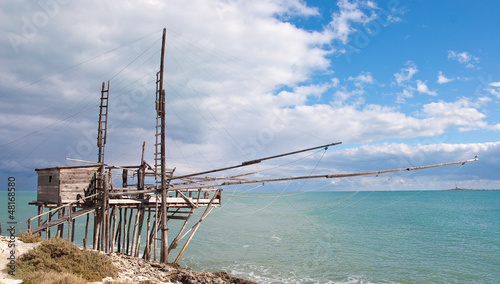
(1, 31, 159, 98)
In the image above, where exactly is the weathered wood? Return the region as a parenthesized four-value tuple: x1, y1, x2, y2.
(37, 205, 44, 228)
(135, 207, 145, 257)
(143, 208, 152, 260)
(36, 166, 99, 204)
(130, 206, 141, 256)
(47, 210, 51, 239)
(111, 205, 117, 253)
(94, 210, 100, 250)
(122, 208, 128, 254)
(25, 205, 98, 235)
(174, 190, 219, 264)
(116, 208, 122, 253)
(84, 213, 89, 250)
(103, 174, 110, 253)
(57, 208, 65, 238)
(168, 207, 194, 252)
(126, 208, 133, 255)
(71, 207, 76, 242)
(172, 142, 342, 181)
(67, 206, 72, 241)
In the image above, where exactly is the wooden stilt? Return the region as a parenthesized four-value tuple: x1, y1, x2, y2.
(38, 205, 44, 228)
(122, 208, 128, 254)
(130, 206, 141, 256)
(103, 174, 109, 253)
(57, 207, 65, 238)
(71, 207, 76, 242)
(153, 209, 161, 262)
(67, 205, 72, 241)
(143, 208, 152, 259)
(116, 208, 122, 253)
(84, 213, 89, 250)
(146, 209, 159, 261)
(94, 210, 100, 250)
(111, 205, 117, 253)
(126, 208, 133, 255)
(135, 207, 145, 257)
(47, 211, 51, 239)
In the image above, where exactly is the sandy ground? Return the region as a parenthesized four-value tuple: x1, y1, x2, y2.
(0, 236, 40, 284)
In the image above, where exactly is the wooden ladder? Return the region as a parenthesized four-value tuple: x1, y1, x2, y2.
(97, 81, 109, 164)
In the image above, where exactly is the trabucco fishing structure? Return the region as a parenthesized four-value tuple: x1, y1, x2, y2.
(24, 28, 478, 264)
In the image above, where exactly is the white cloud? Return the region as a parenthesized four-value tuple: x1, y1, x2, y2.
(327, 0, 378, 44)
(416, 80, 437, 96)
(396, 88, 414, 103)
(489, 82, 500, 87)
(1, 1, 498, 192)
(394, 61, 418, 86)
(437, 71, 453, 84)
(487, 88, 500, 99)
(275, 83, 330, 107)
(348, 71, 375, 87)
(419, 98, 498, 131)
(447, 50, 480, 68)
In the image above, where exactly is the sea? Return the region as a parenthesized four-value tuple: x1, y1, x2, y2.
(2, 190, 499, 283)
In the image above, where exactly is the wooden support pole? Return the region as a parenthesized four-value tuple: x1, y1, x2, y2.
(94, 209, 100, 250)
(104, 173, 110, 253)
(122, 208, 128, 254)
(143, 208, 152, 260)
(158, 27, 168, 264)
(71, 207, 76, 243)
(116, 208, 122, 253)
(135, 207, 145, 257)
(154, 209, 161, 262)
(67, 205, 72, 241)
(168, 207, 195, 253)
(47, 212, 51, 239)
(84, 213, 89, 250)
(111, 205, 117, 253)
(130, 206, 141, 256)
(38, 205, 44, 228)
(57, 196, 64, 238)
(126, 208, 133, 255)
(174, 190, 219, 264)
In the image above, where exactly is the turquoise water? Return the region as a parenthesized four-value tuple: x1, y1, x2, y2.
(183, 191, 500, 283)
(2, 190, 499, 283)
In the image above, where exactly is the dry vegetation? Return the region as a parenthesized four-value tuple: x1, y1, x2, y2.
(15, 238, 119, 283)
(17, 230, 42, 243)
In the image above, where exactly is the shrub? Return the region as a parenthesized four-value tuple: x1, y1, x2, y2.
(18, 230, 42, 243)
(16, 238, 119, 282)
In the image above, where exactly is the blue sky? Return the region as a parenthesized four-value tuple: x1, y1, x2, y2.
(1, 0, 499, 192)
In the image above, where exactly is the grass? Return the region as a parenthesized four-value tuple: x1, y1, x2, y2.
(21, 271, 87, 284)
(15, 238, 119, 283)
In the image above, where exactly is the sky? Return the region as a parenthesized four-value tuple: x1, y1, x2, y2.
(1, 0, 499, 192)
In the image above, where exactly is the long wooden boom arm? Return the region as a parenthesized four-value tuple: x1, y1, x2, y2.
(108, 157, 478, 197)
(171, 142, 342, 180)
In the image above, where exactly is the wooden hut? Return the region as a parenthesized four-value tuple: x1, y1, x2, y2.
(35, 165, 100, 204)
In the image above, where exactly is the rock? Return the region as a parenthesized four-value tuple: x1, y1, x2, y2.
(104, 253, 258, 284)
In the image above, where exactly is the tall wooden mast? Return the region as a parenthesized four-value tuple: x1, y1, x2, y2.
(157, 28, 168, 263)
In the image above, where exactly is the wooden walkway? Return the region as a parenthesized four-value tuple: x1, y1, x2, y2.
(28, 205, 100, 234)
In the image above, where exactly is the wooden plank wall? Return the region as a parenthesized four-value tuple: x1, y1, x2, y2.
(36, 166, 99, 204)
(60, 167, 99, 203)
(37, 169, 60, 203)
